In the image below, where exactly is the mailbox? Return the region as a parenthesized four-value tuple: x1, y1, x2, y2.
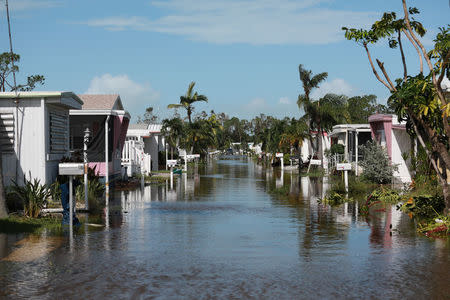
(59, 163, 85, 175)
(336, 163, 352, 171)
(309, 159, 321, 166)
(167, 159, 177, 168)
(276, 152, 283, 158)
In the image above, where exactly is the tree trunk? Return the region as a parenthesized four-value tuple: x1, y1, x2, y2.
(443, 182, 450, 216)
(0, 152, 8, 218)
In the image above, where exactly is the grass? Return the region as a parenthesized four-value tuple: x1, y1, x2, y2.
(300, 167, 325, 178)
(328, 175, 378, 197)
(0, 215, 61, 234)
(147, 175, 170, 183)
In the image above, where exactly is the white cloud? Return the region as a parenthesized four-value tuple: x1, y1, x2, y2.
(85, 74, 160, 116)
(81, 0, 377, 45)
(310, 78, 354, 99)
(239, 96, 300, 119)
(244, 98, 268, 111)
(278, 97, 290, 104)
(0, 0, 61, 11)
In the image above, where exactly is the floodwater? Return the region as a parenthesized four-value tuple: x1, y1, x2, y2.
(1, 157, 449, 299)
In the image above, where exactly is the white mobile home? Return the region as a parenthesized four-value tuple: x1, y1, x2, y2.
(0, 92, 82, 186)
(368, 114, 413, 183)
(123, 123, 166, 175)
(329, 124, 372, 172)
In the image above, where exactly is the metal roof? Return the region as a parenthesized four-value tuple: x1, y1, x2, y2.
(148, 124, 163, 133)
(0, 91, 83, 105)
(128, 123, 149, 130)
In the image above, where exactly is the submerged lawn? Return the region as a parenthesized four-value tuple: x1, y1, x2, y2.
(0, 215, 61, 234)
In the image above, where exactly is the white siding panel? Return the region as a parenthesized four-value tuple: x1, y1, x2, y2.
(392, 129, 412, 183)
(0, 98, 46, 185)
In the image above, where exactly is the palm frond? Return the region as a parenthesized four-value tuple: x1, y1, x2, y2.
(310, 72, 328, 88)
(186, 81, 196, 98)
(167, 103, 183, 109)
(195, 94, 208, 102)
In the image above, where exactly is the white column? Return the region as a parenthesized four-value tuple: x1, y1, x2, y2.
(355, 131, 359, 176)
(165, 143, 168, 170)
(84, 128, 90, 211)
(344, 170, 348, 193)
(170, 166, 173, 189)
(344, 130, 348, 161)
(105, 115, 110, 203)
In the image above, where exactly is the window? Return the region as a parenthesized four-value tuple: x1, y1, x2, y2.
(49, 110, 68, 153)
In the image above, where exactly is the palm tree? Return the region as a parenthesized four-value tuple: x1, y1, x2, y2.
(297, 64, 328, 164)
(162, 117, 185, 159)
(167, 81, 208, 125)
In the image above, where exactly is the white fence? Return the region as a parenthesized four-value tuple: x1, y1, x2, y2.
(122, 140, 151, 177)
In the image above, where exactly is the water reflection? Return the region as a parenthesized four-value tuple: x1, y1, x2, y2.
(0, 157, 449, 299)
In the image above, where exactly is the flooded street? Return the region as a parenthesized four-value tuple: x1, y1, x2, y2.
(1, 158, 449, 299)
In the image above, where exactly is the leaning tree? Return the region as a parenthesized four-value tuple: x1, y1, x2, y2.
(343, 0, 450, 214)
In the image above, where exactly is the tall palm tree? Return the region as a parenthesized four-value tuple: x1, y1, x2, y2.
(297, 64, 328, 164)
(167, 81, 208, 125)
(297, 64, 328, 106)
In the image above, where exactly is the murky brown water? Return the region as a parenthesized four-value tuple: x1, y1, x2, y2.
(1, 157, 449, 299)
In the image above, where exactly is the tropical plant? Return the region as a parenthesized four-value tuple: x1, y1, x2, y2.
(167, 81, 208, 125)
(75, 178, 105, 213)
(162, 117, 185, 159)
(360, 141, 398, 184)
(369, 187, 402, 204)
(343, 0, 450, 213)
(8, 178, 52, 218)
(400, 194, 445, 219)
(297, 64, 328, 163)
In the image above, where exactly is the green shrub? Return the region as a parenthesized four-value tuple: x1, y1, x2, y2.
(399, 194, 445, 219)
(360, 141, 398, 184)
(320, 192, 352, 206)
(368, 187, 402, 204)
(7, 178, 52, 218)
(76, 178, 105, 213)
(330, 144, 345, 155)
(329, 175, 375, 196)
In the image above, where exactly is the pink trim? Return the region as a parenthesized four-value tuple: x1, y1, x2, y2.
(88, 162, 119, 177)
(369, 113, 393, 160)
(384, 120, 392, 159)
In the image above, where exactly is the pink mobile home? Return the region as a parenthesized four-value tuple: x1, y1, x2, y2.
(69, 94, 130, 182)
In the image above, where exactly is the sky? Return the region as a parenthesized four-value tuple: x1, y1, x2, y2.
(0, 0, 448, 122)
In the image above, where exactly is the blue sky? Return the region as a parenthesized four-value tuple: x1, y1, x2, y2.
(0, 0, 448, 122)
